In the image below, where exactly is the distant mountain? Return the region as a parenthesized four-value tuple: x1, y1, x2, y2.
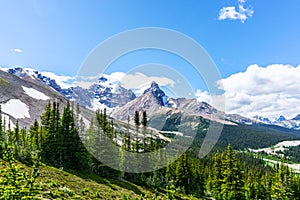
(253, 115, 273, 124)
(3, 67, 136, 111)
(251, 114, 300, 130)
(292, 114, 300, 121)
(275, 115, 286, 122)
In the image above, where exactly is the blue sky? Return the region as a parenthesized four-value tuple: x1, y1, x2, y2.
(1, 0, 300, 119)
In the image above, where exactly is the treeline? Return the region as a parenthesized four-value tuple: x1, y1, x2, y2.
(1, 102, 300, 199)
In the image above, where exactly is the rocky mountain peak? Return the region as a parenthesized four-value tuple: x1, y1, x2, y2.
(292, 114, 300, 121)
(276, 115, 286, 122)
(143, 81, 168, 106)
(150, 81, 159, 89)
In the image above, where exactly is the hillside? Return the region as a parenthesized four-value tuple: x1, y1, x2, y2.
(0, 158, 201, 199)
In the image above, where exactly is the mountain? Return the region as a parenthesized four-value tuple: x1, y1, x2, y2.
(292, 114, 300, 121)
(250, 114, 300, 130)
(3, 67, 136, 111)
(0, 69, 70, 128)
(110, 81, 171, 121)
(252, 115, 273, 124)
(111, 81, 239, 126)
(275, 115, 286, 122)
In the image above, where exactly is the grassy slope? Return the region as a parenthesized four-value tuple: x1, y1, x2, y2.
(0, 159, 201, 200)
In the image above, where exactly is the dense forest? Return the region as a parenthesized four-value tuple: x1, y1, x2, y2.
(1, 102, 300, 199)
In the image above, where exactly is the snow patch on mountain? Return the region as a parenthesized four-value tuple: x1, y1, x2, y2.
(88, 99, 112, 113)
(37, 71, 74, 89)
(22, 86, 49, 100)
(1, 99, 30, 118)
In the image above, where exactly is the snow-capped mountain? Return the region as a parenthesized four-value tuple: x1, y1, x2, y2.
(0, 69, 71, 128)
(251, 114, 300, 130)
(252, 115, 273, 124)
(3, 67, 136, 111)
(4, 67, 74, 98)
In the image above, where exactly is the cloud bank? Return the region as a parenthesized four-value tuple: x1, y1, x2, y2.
(218, 0, 254, 23)
(196, 64, 300, 120)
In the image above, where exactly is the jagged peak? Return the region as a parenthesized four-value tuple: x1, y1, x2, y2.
(276, 115, 286, 122)
(292, 114, 300, 121)
(150, 81, 159, 89)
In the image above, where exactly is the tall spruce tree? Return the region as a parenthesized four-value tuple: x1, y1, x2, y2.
(271, 162, 293, 200)
(221, 145, 245, 200)
(141, 111, 147, 150)
(209, 151, 223, 199)
(134, 111, 140, 153)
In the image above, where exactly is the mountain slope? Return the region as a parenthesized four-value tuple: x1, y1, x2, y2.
(0, 70, 70, 128)
(1, 158, 191, 199)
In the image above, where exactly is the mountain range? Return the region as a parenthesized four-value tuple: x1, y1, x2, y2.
(1, 67, 300, 131)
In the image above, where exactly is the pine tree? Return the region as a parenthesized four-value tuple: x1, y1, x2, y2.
(134, 111, 140, 153)
(126, 115, 131, 151)
(221, 145, 245, 200)
(209, 151, 223, 199)
(29, 119, 40, 150)
(175, 152, 194, 194)
(271, 162, 293, 200)
(141, 111, 147, 150)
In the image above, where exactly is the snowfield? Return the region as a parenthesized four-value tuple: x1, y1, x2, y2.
(88, 99, 112, 113)
(1, 99, 30, 118)
(249, 140, 300, 155)
(249, 140, 300, 173)
(22, 86, 49, 100)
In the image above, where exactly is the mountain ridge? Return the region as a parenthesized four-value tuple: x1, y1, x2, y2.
(2, 66, 300, 130)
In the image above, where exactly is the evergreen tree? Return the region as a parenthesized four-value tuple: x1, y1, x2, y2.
(134, 111, 140, 153)
(221, 145, 245, 200)
(141, 111, 147, 150)
(29, 119, 40, 150)
(209, 151, 223, 199)
(175, 152, 194, 194)
(271, 162, 293, 200)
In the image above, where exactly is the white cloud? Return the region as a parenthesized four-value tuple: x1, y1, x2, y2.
(10, 48, 23, 53)
(197, 64, 300, 120)
(119, 72, 175, 95)
(218, 0, 254, 23)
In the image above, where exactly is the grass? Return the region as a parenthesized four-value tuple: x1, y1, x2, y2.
(0, 159, 203, 199)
